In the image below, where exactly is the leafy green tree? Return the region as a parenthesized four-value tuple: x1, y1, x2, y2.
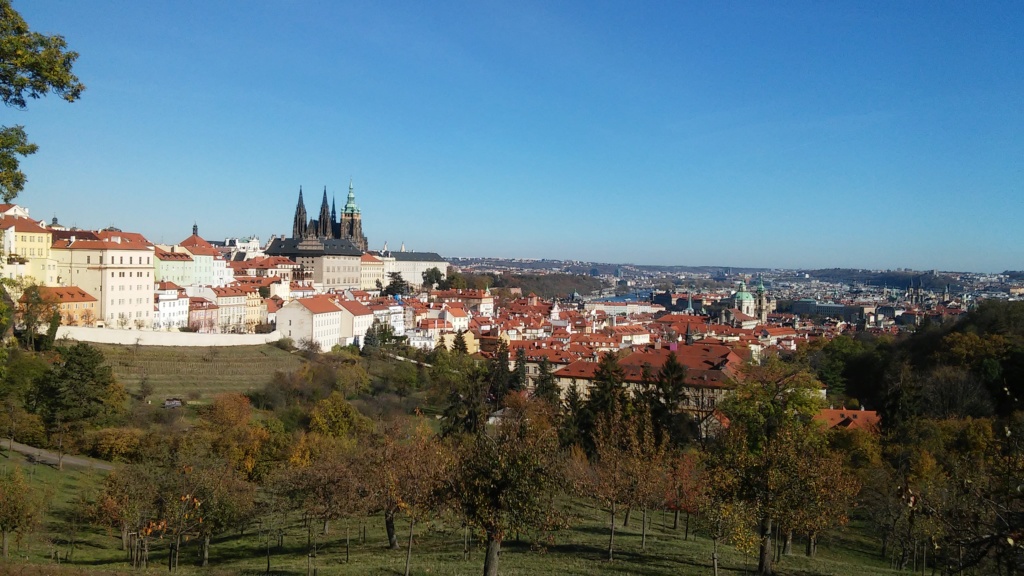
(421, 267, 444, 289)
(0, 0, 85, 201)
(34, 342, 126, 467)
(382, 272, 410, 297)
(16, 283, 57, 350)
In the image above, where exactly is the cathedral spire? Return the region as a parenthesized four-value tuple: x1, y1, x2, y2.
(292, 186, 308, 239)
(318, 187, 331, 237)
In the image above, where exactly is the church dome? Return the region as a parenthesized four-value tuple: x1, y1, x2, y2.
(734, 282, 755, 301)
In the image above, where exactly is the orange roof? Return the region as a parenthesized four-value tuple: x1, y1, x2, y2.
(296, 296, 342, 315)
(0, 216, 48, 234)
(336, 299, 372, 316)
(814, 408, 881, 432)
(21, 286, 96, 303)
(178, 234, 220, 256)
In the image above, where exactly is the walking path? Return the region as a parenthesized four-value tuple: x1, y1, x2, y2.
(2, 438, 114, 471)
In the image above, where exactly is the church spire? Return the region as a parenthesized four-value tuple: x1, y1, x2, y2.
(292, 186, 308, 238)
(343, 179, 359, 214)
(318, 187, 331, 237)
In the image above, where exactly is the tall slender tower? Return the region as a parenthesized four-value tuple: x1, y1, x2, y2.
(317, 187, 331, 238)
(339, 179, 368, 250)
(292, 187, 308, 238)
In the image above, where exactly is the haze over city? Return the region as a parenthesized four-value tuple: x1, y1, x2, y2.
(15, 1, 1023, 271)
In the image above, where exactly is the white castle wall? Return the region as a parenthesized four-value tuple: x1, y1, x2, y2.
(56, 326, 283, 347)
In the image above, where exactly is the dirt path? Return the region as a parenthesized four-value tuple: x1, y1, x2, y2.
(2, 438, 114, 471)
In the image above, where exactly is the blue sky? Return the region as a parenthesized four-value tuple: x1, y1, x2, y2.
(12, 1, 1023, 271)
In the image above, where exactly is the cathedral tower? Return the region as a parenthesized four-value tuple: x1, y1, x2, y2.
(292, 187, 308, 238)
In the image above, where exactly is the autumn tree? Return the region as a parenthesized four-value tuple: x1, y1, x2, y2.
(90, 463, 161, 566)
(309, 391, 371, 440)
(0, 466, 41, 559)
(283, 445, 363, 569)
(196, 393, 270, 479)
(706, 357, 824, 576)
(190, 455, 257, 567)
(0, 0, 85, 201)
(450, 395, 563, 576)
(586, 398, 666, 559)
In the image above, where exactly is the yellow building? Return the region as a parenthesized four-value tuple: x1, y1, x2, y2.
(37, 286, 99, 326)
(0, 215, 56, 286)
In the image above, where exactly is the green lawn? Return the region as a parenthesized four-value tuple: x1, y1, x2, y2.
(0, 447, 903, 576)
(92, 343, 306, 401)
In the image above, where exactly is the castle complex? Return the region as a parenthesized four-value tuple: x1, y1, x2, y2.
(291, 181, 368, 251)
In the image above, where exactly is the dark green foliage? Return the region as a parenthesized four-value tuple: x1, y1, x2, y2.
(558, 381, 588, 449)
(510, 347, 528, 392)
(532, 357, 560, 405)
(487, 342, 512, 408)
(441, 364, 489, 437)
(0, 0, 85, 201)
(452, 329, 468, 354)
(34, 342, 126, 429)
(421, 267, 444, 288)
(382, 272, 410, 297)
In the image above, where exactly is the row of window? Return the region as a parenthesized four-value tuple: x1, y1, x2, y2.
(87, 255, 152, 265)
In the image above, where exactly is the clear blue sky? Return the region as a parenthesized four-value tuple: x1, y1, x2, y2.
(12, 1, 1023, 271)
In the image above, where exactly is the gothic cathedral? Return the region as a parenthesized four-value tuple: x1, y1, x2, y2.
(291, 181, 368, 251)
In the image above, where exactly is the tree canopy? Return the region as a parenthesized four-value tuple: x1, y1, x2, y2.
(0, 0, 85, 201)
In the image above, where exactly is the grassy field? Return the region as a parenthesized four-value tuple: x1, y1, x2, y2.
(91, 343, 306, 402)
(0, 447, 906, 576)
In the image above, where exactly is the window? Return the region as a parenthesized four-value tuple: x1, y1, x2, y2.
(120, 256, 123, 264)
(86, 256, 91, 264)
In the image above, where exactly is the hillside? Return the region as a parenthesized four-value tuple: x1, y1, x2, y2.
(92, 342, 306, 401)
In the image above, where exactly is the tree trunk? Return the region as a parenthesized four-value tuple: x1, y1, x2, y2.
(673, 509, 679, 530)
(202, 534, 210, 567)
(608, 502, 616, 561)
(805, 531, 817, 557)
(783, 530, 793, 555)
(641, 508, 648, 551)
(121, 523, 129, 551)
(385, 510, 399, 549)
(684, 512, 690, 541)
(404, 518, 415, 576)
(483, 532, 501, 576)
(623, 505, 632, 527)
(757, 517, 773, 576)
(2, 529, 8, 560)
(323, 518, 329, 535)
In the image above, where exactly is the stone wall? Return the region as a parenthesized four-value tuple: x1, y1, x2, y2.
(55, 326, 283, 347)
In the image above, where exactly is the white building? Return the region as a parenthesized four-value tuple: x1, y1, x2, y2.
(51, 230, 156, 328)
(277, 296, 343, 351)
(153, 282, 190, 330)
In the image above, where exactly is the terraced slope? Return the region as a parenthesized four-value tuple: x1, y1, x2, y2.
(92, 343, 306, 400)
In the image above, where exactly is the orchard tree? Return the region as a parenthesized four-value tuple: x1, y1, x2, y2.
(451, 395, 563, 576)
(0, 0, 85, 201)
(706, 357, 824, 576)
(0, 466, 41, 559)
